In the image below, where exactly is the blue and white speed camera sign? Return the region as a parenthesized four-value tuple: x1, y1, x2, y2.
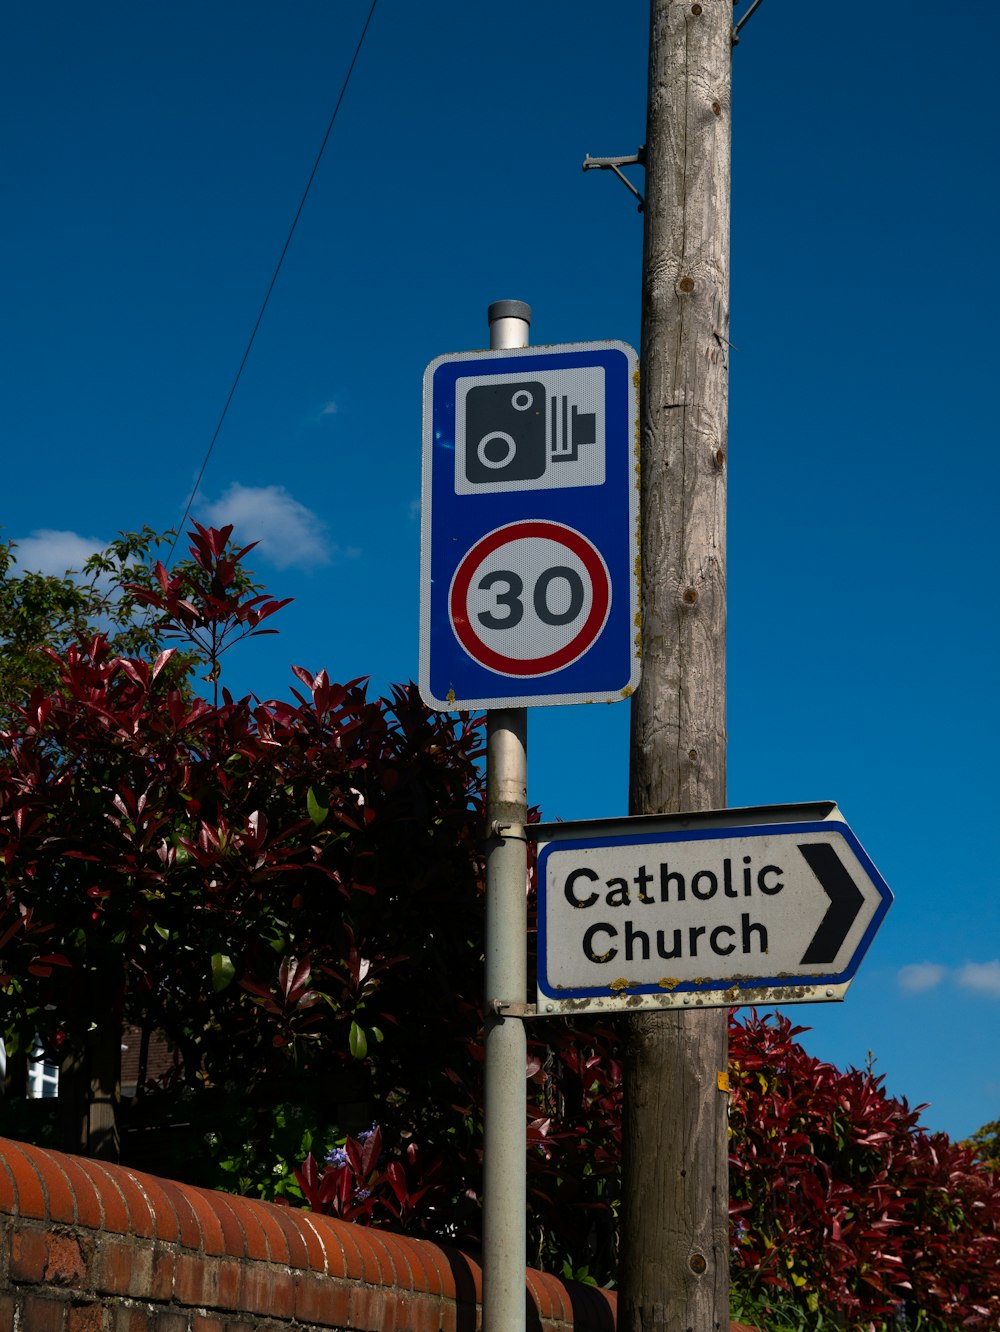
(419, 341, 639, 711)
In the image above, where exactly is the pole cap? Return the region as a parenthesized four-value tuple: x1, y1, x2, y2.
(487, 300, 532, 326)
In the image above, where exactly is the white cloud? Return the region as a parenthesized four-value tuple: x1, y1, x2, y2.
(198, 483, 334, 571)
(897, 960, 1000, 999)
(898, 962, 946, 994)
(319, 401, 338, 417)
(9, 529, 106, 577)
(956, 960, 1000, 998)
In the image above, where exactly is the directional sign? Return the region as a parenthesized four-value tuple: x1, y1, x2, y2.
(420, 341, 639, 711)
(531, 802, 893, 1014)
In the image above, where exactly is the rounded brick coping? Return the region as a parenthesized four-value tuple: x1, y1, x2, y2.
(0, 1137, 763, 1332)
(0, 1136, 617, 1325)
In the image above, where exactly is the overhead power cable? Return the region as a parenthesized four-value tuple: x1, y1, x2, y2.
(168, 0, 379, 560)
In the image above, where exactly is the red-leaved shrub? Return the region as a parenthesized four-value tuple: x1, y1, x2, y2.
(729, 1011, 1000, 1327)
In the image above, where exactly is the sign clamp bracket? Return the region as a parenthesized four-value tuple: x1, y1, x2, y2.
(488, 820, 527, 843)
(491, 1000, 537, 1020)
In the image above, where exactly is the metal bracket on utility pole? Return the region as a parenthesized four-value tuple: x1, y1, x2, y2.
(732, 0, 764, 43)
(582, 148, 646, 211)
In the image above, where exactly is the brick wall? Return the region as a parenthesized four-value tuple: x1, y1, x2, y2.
(0, 1134, 618, 1331)
(0, 1135, 758, 1331)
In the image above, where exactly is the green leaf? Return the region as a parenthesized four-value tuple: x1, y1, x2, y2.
(211, 953, 235, 992)
(348, 1020, 367, 1060)
(306, 786, 328, 827)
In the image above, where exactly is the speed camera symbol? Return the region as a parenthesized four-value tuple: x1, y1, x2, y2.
(464, 382, 547, 485)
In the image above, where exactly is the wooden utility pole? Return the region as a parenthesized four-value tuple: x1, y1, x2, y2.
(621, 3, 732, 1331)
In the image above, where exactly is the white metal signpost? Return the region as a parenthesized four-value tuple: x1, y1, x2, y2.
(419, 340, 639, 711)
(531, 801, 893, 1015)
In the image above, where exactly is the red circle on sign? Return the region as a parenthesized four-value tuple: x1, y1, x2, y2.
(449, 520, 611, 676)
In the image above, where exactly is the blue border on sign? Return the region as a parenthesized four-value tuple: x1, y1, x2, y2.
(420, 343, 637, 710)
(535, 821, 893, 1000)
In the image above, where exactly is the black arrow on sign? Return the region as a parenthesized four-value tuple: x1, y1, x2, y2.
(797, 842, 865, 966)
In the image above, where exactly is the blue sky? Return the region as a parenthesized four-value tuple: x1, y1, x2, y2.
(3, 2, 997, 1142)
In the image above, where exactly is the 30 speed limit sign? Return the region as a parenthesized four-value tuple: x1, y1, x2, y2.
(420, 341, 639, 710)
(450, 520, 611, 677)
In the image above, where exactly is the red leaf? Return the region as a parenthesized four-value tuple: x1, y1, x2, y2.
(386, 1160, 409, 1206)
(151, 649, 176, 680)
(361, 1124, 382, 1178)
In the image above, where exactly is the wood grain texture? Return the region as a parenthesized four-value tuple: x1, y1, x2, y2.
(631, 0, 729, 816)
(622, 3, 732, 1330)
